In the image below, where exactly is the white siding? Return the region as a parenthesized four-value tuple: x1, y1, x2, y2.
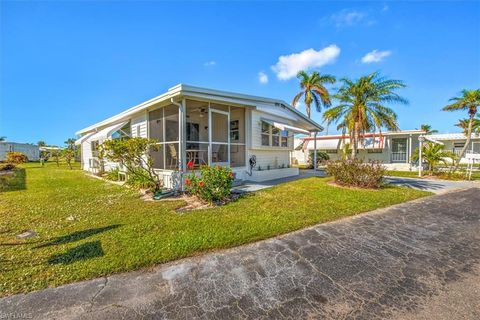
(0, 143, 39, 161)
(131, 113, 148, 138)
(246, 109, 296, 170)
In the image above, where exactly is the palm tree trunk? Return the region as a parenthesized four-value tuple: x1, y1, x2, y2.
(351, 122, 359, 159)
(454, 114, 473, 171)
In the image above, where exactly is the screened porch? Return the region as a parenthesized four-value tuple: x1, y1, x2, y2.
(148, 99, 246, 172)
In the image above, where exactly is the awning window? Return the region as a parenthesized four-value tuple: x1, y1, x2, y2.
(261, 119, 310, 135)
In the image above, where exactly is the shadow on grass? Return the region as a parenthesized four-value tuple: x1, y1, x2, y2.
(0, 168, 26, 192)
(35, 225, 120, 249)
(48, 240, 104, 265)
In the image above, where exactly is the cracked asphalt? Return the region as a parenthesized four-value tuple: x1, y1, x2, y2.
(1, 188, 479, 320)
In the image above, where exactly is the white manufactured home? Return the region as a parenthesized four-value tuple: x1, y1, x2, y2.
(0, 142, 40, 161)
(75, 84, 322, 189)
(294, 131, 480, 170)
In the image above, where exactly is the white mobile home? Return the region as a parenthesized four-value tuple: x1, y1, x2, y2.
(0, 142, 40, 161)
(75, 84, 322, 189)
(294, 131, 480, 169)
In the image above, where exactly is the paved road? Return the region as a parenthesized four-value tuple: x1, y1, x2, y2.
(1, 188, 479, 320)
(385, 176, 479, 194)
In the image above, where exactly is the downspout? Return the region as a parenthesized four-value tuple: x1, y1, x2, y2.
(171, 98, 184, 191)
(313, 131, 318, 172)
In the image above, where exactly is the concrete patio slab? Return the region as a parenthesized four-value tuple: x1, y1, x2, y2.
(1, 187, 479, 319)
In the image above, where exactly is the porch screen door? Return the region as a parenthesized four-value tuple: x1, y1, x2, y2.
(209, 108, 230, 166)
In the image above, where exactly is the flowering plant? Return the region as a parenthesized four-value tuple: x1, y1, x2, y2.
(184, 165, 235, 203)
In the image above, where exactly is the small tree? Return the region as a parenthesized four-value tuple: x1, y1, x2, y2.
(100, 138, 162, 192)
(62, 149, 75, 169)
(51, 149, 61, 167)
(412, 142, 457, 174)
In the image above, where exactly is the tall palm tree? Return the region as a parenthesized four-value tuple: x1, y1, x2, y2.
(292, 71, 336, 118)
(420, 124, 438, 134)
(455, 117, 480, 135)
(442, 89, 480, 169)
(323, 72, 407, 159)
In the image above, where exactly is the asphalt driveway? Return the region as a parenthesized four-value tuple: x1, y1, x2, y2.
(1, 188, 479, 319)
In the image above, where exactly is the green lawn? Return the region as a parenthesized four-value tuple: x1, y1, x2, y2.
(1, 162, 431, 297)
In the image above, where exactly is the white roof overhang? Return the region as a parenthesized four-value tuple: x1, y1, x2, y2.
(75, 132, 95, 145)
(86, 121, 129, 143)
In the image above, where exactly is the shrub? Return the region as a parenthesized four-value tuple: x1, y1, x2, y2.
(6, 152, 28, 164)
(126, 167, 157, 190)
(326, 159, 385, 189)
(0, 163, 16, 171)
(185, 165, 235, 203)
(307, 151, 329, 168)
(105, 168, 120, 181)
(100, 138, 162, 192)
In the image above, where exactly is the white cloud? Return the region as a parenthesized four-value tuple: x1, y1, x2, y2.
(331, 10, 366, 27)
(361, 50, 391, 63)
(258, 71, 268, 84)
(271, 45, 341, 80)
(203, 61, 216, 67)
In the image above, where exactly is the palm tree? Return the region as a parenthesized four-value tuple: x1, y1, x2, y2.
(37, 140, 46, 147)
(442, 89, 480, 169)
(64, 138, 76, 150)
(323, 72, 407, 159)
(412, 142, 457, 174)
(455, 117, 480, 135)
(420, 124, 438, 134)
(0, 136, 6, 142)
(292, 71, 336, 118)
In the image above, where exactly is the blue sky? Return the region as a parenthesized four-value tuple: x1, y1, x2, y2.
(1, 1, 479, 145)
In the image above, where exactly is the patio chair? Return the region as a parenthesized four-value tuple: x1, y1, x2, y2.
(168, 144, 178, 169)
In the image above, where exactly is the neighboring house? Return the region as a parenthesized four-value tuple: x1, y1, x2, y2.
(294, 131, 480, 170)
(0, 142, 40, 161)
(75, 84, 322, 188)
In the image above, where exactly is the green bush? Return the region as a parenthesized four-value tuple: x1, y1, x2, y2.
(126, 167, 156, 190)
(326, 159, 385, 189)
(307, 151, 329, 168)
(185, 165, 235, 203)
(6, 152, 28, 164)
(105, 168, 120, 181)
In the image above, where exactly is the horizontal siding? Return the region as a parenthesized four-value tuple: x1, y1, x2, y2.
(247, 149, 290, 170)
(131, 114, 148, 138)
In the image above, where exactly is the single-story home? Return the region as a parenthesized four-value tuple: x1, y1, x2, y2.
(294, 131, 480, 170)
(0, 141, 40, 161)
(75, 84, 322, 189)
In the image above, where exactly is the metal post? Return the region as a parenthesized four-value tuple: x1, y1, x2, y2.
(418, 135, 424, 177)
(313, 131, 318, 172)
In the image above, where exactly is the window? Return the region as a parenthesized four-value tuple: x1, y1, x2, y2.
(367, 149, 383, 154)
(260, 121, 289, 148)
(281, 130, 288, 147)
(111, 122, 131, 140)
(148, 104, 179, 170)
(261, 121, 270, 146)
(326, 149, 338, 154)
(91, 141, 100, 157)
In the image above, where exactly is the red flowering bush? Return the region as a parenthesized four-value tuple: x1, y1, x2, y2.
(6, 152, 28, 164)
(185, 165, 235, 203)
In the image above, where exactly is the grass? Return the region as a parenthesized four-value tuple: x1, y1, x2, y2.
(0, 162, 431, 297)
